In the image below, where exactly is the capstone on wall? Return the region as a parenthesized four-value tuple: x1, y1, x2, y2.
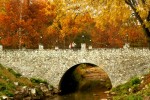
(0, 47, 150, 88)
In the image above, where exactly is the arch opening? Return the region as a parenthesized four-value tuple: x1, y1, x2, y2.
(59, 63, 112, 95)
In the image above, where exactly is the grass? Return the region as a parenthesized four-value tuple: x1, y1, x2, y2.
(30, 78, 48, 84)
(111, 75, 150, 100)
(0, 64, 50, 97)
(113, 94, 143, 100)
(7, 68, 22, 78)
(111, 77, 141, 94)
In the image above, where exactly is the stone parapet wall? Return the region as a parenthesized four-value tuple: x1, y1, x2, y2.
(0, 48, 150, 88)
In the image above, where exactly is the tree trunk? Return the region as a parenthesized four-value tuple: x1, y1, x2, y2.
(125, 0, 150, 47)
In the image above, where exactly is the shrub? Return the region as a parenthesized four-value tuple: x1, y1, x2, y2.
(130, 77, 141, 86)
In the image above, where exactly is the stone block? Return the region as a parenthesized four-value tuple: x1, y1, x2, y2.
(88, 45, 92, 49)
(0, 45, 3, 51)
(81, 43, 86, 50)
(55, 46, 59, 50)
(39, 44, 43, 50)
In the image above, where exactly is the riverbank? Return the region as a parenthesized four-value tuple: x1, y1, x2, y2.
(72, 64, 150, 100)
(1, 63, 150, 100)
(0, 64, 59, 99)
(111, 71, 150, 100)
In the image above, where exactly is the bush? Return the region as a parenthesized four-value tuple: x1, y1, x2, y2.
(130, 77, 141, 86)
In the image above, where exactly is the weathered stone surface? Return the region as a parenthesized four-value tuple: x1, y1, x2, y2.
(0, 48, 150, 89)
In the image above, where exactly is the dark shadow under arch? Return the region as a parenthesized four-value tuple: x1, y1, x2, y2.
(59, 63, 112, 95)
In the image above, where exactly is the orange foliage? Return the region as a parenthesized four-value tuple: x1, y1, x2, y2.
(0, 0, 148, 49)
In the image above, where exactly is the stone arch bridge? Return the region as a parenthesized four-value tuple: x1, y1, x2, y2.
(0, 47, 150, 89)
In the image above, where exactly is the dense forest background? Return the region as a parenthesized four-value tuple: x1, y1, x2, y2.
(0, 0, 150, 49)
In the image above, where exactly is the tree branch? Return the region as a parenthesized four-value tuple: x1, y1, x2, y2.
(147, 11, 150, 22)
(125, 0, 131, 5)
(125, 0, 150, 38)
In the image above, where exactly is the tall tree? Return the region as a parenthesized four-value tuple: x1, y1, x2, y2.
(125, 0, 150, 45)
(0, 0, 57, 49)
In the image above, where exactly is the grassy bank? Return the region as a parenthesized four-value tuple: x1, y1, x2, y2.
(0, 64, 52, 98)
(111, 72, 150, 100)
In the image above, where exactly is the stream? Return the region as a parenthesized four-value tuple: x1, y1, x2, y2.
(51, 88, 111, 100)
(51, 64, 112, 100)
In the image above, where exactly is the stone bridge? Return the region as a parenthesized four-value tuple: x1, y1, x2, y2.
(0, 45, 150, 89)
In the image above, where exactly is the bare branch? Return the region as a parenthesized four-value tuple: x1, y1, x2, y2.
(125, 0, 150, 38)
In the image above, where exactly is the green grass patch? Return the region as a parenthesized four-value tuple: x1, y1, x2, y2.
(113, 94, 143, 100)
(30, 78, 48, 84)
(3, 90, 14, 97)
(126, 94, 143, 100)
(130, 77, 141, 86)
(0, 64, 51, 97)
(111, 77, 143, 99)
(0, 82, 15, 97)
(112, 77, 141, 95)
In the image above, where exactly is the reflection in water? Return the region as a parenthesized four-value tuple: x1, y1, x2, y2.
(52, 88, 111, 100)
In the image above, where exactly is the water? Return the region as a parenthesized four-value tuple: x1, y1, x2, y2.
(51, 88, 111, 100)
(50, 65, 112, 100)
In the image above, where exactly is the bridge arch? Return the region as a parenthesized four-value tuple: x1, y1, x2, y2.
(0, 49, 149, 90)
(59, 63, 112, 94)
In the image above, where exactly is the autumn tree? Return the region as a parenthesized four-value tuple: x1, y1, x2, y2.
(125, 0, 150, 46)
(25, 1, 56, 48)
(0, 0, 149, 49)
(92, 0, 130, 47)
(0, 0, 22, 49)
(0, 0, 56, 49)
(73, 13, 95, 48)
